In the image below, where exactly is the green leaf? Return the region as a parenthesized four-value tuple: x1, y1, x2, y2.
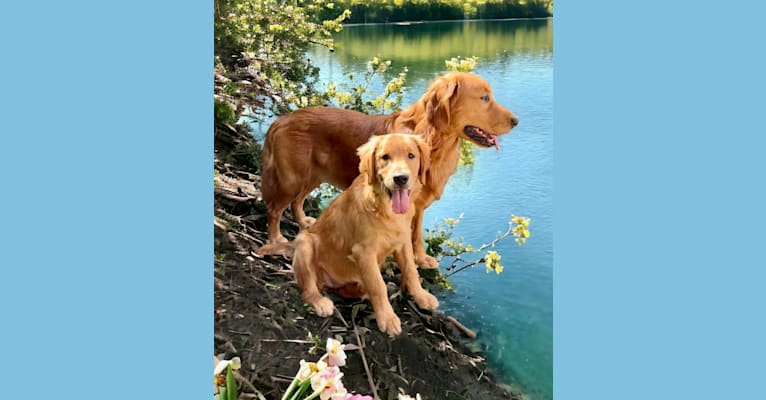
(290, 380, 312, 400)
(226, 365, 238, 400)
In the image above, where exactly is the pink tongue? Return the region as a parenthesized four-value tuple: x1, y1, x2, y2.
(491, 134, 500, 151)
(391, 189, 410, 214)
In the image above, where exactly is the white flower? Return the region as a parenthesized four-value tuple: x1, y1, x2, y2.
(325, 338, 347, 367)
(214, 356, 241, 376)
(297, 359, 327, 381)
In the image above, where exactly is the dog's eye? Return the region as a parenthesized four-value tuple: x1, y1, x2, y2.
(408, 153, 415, 159)
(481, 95, 490, 102)
(381, 154, 390, 161)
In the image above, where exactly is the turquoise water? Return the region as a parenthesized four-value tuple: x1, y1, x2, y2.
(307, 19, 553, 400)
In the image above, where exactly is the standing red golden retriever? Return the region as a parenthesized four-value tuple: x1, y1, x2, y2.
(261, 72, 518, 268)
(292, 134, 438, 336)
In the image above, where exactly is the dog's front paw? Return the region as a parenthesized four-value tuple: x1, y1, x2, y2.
(298, 216, 317, 229)
(376, 312, 402, 337)
(311, 297, 335, 317)
(414, 291, 439, 310)
(415, 254, 439, 269)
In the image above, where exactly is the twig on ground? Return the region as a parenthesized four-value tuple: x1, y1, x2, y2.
(215, 187, 258, 202)
(334, 308, 349, 328)
(406, 300, 433, 324)
(272, 373, 296, 381)
(214, 333, 239, 354)
(233, 370, 262, 397)
(259, 339, 315, 344)
(270, 374, 294, 383)
(233, 230, 265, 246)
(240, 392, 267, 400)
(353, 320, 380, 400)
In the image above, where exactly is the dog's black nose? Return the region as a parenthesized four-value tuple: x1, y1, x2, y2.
(511, 116, 519, 127)
(393, 174, 409, 187)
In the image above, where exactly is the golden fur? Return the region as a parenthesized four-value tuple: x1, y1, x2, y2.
(291, 134, 437, 336)
(261, 72, 518, 268)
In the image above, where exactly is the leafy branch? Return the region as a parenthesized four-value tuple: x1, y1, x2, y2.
(424, 214, 531, 279)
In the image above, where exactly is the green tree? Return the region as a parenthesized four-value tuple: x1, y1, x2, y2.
(214, 0, 350, 121)
(316, 0, 552, 24)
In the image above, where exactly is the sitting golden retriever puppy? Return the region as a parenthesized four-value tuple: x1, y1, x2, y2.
(292, 133, 439, 336)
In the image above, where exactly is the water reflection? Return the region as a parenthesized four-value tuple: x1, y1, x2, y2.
(312, 19, 551, 80)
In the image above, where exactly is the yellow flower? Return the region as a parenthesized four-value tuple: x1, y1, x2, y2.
(445, 56, 479, 72)
(484, 251, 503, 274)
(511, 215, 531, 245)
(371, 97, 385, 110)
(334, 92, 353, 105)
(443, 218, 458, 228)
(511, 214, 531, 228)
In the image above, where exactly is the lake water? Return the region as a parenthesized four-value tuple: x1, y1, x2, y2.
(306, 19, 553, 400)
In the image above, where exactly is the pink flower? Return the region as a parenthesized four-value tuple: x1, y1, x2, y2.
(345, 395, 373, 400)
(328, 381, 349, 400)
(310, 366, 346, 400)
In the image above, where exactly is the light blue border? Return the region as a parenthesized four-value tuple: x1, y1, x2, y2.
(555, 1, 766, 399)
(2, 2, 212, 398)
(4, 1, 766, 399)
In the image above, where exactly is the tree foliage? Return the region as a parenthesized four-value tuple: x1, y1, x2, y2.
(214, 0, 350, 121)
(214, 0, 552, 124)
(315, 0, 553, 24)
(323, 57, 409, 114)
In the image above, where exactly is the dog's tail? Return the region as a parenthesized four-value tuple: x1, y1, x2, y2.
(255, 241, 295, 258)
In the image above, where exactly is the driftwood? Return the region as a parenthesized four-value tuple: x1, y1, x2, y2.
(446, 316, 477, 339)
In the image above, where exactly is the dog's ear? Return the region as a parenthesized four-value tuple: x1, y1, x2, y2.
(414, 135, 431, 185)
(357, 136, 379, 185)
(426, 74, 460, 131)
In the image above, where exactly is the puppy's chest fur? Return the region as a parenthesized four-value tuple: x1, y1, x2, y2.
(309, 188, 413, 288)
